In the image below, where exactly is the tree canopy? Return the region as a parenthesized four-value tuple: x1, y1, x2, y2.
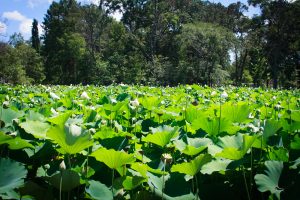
(0, 0, 299, 88)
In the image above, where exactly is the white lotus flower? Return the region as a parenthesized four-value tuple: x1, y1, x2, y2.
(2, 101, 9, 107)
(211, 91, 217, 96)
(89, 128, 96, 134)
(69, 124, 82, 137)
(248, 113, 254, 119)
(50, 107, 58, 116)
(111, 98, 117, 104)
(50, 92, 60, 100)
(248, 124, 259, 133)
(81, 91, 90, 99)
(161, 153, 172, 164)
(275, 104, 281, 110)
(221, 91, 228, 99)
(130, 99, 140, 107)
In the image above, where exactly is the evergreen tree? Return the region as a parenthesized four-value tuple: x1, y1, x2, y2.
(31, 19, 40, 52)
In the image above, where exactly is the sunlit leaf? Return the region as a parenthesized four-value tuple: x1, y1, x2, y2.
(171, 154, 212, 176)
(90, 148, 135, 170)
(143, 126, 180, 147)
(46, 113, 93, 154)
(20, 120, 50, 139)
(0, 132, 34, 149)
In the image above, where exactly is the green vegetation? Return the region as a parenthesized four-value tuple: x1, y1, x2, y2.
(0, 84, 299, 199)
(0, 0, 299, 87)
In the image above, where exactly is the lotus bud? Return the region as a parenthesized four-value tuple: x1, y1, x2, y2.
(89, 128, 96, 134)
(101, 120, 107, 126)
(2, 101, 9, 108)
(81, 91, 90, 99)
(211, 91, 217, 96)
(130, 99, 140, 107)
(161, 153, 172, 164)
(59, 160, 66, 170)
(192, 99, 198, 106)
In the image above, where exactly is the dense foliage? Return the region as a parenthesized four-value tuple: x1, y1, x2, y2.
(0, 0, 299, 87)
(0, 84, 300, 199)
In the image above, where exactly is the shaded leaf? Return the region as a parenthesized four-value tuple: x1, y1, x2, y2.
(86, 180, 113, 200)
(0, 158, 27, 193)
(254, 161, 283, 199)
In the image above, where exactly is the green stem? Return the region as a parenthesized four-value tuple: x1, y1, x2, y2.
(218, 97, 222, 135)
(162, 160, 166, 200)
(243, 166, 251, 200)
(250, 147, 253, 192)
(112, 169, 115, 198)
(60, 172, 63, 200)
(195, 174, 199, 200)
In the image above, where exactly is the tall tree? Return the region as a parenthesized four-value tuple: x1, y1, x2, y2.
(176, 22, 234, 85)
(31, 19, 40, 52)
(249, 0, 300, 88)
(42, 0, 81, 83)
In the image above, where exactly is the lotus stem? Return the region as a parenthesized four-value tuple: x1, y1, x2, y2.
(162, 159, 166, 200)
(195, 174, 199, 200)
(112, 169, 115, 198)
(60, 172, 63, 200)
(242, 166, 251, 200)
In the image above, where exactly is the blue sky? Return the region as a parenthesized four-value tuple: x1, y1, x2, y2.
(0, 0, 260, 41)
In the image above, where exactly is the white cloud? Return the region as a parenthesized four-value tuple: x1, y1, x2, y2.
(27, 0, 54, 8)
(79, 0, 99, 4)
(2, 11, 33, 36)
(3, 11, 26, 21)
(0, 22, 7, 34)
(20, 19, 33, 36)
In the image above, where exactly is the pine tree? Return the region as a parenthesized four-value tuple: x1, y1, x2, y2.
(31, 19, 40, 52)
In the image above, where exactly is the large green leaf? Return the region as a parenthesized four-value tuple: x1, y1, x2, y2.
(263, 119, 282, 142)
(171, 154, 212, 176)
(0, 158, 27, 193)
(147, 172, 197, 200)
(0, 132, 34, 149)
(139, 96, 160, 111)
(222, 102, 251, 123)
(130, 162, 168, 178)
(0, 108, 23, 127)
(201, 158, 232, 175)
(20, 120, 50, 139)
(90, 148, 135, 169)
(122, 176, 146, 190)
(49, 170, 81, 192)
(254, 161, 283, 199)
(174, 138, 211, 156)
(216, 134, 256, 160)
(46, 113, 93, 154)
(191, 116, 237, 136)
(86, 180, 113, 200)
(291, 135, 300, 150)
(142, 126, 180, 148)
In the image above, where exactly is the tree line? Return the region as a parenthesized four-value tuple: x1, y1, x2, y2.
(0, 0, 299, 88)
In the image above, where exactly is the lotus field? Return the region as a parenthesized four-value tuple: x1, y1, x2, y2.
(0, 84, 300, 200)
